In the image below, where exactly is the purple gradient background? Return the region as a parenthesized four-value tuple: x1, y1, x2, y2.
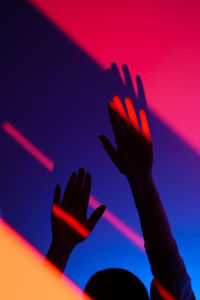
(0, 1, 199, 297)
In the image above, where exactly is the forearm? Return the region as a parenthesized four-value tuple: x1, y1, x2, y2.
(128, 174, 173, 251)
(128, 175, 195, 299)
(46, 240, 75, 273)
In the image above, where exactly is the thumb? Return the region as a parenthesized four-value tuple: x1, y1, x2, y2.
(99, 135, 119, 166)
(87, 205, 106, 232)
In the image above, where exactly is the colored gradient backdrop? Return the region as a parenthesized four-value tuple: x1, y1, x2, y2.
(0, 0, 199, 297)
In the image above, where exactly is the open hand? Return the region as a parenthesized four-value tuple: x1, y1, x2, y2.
(51, 168, 106, 247)
(99, 95, 153, 179)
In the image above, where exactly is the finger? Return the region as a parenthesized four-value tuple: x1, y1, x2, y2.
(113, 95, 128, 121)
(136, 75, 146, 100)
(72, 168, 85, 203)
(53, 184, 61, 206)
(139, 109, 152, 141)
(122, 64, 136, 98)
(81, 172, 92, 210)
(62, 172, 76, 207)
(75, 168, 85, 190)
(110, 62, 124, 88)
(87, 205, 106, 231)
(109, 101, 138, 144)
(108, 101, 123, 145)
(125, 97, 140, 130)
(99, 135, 119, 166)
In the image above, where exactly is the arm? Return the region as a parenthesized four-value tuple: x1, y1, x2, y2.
(99, 68, 194, 298)
(99, 94, 173, 251)
(128, 175, 173, 251)
(46, 168, 106, 273)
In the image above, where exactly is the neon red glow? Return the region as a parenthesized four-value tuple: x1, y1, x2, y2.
(139, 109, 152, 141)
(0, 218, 175, 299)
(89, 195, 145, 252)
(113, 95, 128, 120)
(52, 205, 90, 238)
(1, 124, 176, 298)
(2, 122, 54, 172)
(111, 96, 152, 142)
(1, 121, 144, 251)
(0, 218, 91, 300)
(152, 279, 176, 300)
(125, 97, 140, 130)
(28, 0, 200, 155)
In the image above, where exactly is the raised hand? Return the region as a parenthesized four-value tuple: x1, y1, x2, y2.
(105, 63, 148, 113)
(99, 94, 153, 179)
(101, 66, 195, 299)
(51, 168, 106, 248)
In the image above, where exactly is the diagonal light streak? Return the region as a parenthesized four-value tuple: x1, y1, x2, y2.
(28, 0, 200, 155)
(53, 204, 90, 238)
(1, 122, 177, 299)
(89, 195, 145, 252)
(2, 121, 144, 251)
(152, 279, 176, 300)
(2, 121, 54, 172)
(0, 218, 91, 300)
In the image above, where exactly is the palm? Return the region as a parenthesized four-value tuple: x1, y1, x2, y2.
(100, 94, 153, 178)
(51, 169, 106, 247)
(51, 205, 85, 245)
(115, 119, 153, 176)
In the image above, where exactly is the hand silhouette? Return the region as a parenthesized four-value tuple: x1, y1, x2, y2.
(105, 63, 148, 113)
(51, 168, 106, 247)
(99, 95, 153, 179)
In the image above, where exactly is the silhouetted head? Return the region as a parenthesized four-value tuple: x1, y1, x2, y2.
(84, 268, 149, 299)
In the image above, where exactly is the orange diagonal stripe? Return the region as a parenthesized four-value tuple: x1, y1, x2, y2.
(0, 219, 91, 300)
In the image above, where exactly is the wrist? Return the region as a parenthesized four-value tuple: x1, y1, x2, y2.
(46, 239, 76, 273)
(51, 238, 76, 252)
(127, 173, 160, 209)
(127, 172, 153, 186)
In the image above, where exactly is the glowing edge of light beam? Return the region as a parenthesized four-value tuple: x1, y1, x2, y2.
(0, 218, 91, 300)
(2, 121, 54, 172)
(2, 121, 144, 252)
